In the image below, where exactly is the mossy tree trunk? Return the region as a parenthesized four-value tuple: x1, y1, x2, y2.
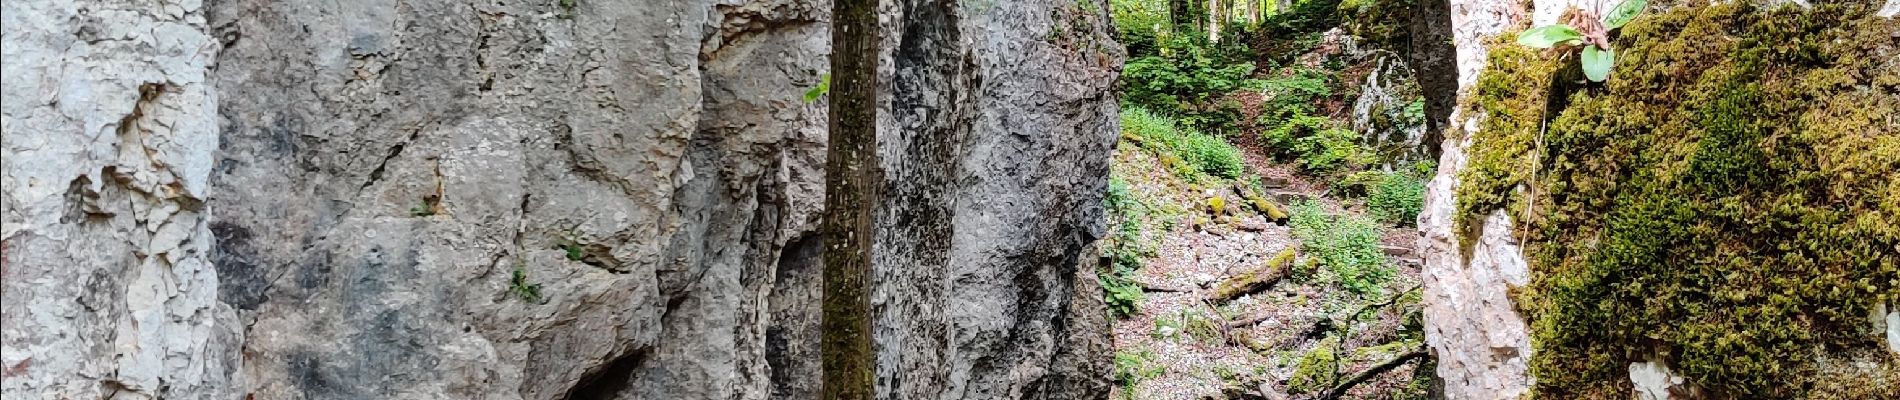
(821, 0, 878, 398)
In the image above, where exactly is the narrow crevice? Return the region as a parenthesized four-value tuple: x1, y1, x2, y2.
(561, 347, 650, 400)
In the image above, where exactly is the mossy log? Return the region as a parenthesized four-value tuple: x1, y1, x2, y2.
(1207, 248, 1297, 304)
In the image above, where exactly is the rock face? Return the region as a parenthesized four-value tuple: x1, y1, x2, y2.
(1, 0, 241, 398)
(1, 0, 1122, 398)
(1415, 1, 1547, 399)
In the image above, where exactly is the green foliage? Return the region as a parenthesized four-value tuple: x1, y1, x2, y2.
(1258, 0, 1345, 39)
(1120, 34, 1255, 112)
(1367, 170, 1426, 226)
(1579, 45, 1613, 82)
(803, 74, 831, 103)
(1289, 201, 1391, 295)
(1337, 0, 1416, 49)
(409, 202, 436, 217)
(1102, 177, 1157, 318)
(1113, 348, 1166, 396)
(1461, 3, 1900, 397)
(558, 0, 575, 19)
(561, 243, 584, 261)
(1122, 108, 1246, 180)
(1248, 70, 1372, 174)
(1515, 25, 1584, 48)
(1109, 0, 1170, 56)
(1514, 0, 1647, 82)
(1601, 0, 1648, 29)
(509, 263, 543, 303)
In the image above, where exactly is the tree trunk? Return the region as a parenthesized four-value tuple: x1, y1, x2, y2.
(821, 0, 879, 398)
(1208, 0, 1224, 42)
(1172, 0, 1195, 32)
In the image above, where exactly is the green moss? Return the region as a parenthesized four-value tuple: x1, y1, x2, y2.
(1287, 337, 1339, 394)
(1458, 2, 1900, 397)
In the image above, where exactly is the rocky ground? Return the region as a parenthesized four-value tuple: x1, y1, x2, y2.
(1105, 143, 1430, 400)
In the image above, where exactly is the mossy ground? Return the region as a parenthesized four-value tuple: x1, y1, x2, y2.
(1457, 2, 1900, 397)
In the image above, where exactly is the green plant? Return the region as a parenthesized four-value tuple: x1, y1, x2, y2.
(1290, 201, 1391, 295)
(1367, 171, 1426, 226)
(1151, 314, 1182, 339)
(1101, 176, 1155, 318)
(509, 263, 543, 303)
(1120, 34, 1254, 111)
(558, 0, 576, 18)
(1109, 0, 1170, 56)
(1122, 107, 1245, 180)
(1516, 0, 1646, 82)
(409, 203, 435, 217)
(1113, 348, 1166, 395)
(1281, 127, 1371, 173)
(560, 242, 584, 261)
(803, 74, 831, 103)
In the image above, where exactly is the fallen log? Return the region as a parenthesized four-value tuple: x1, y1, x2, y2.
(1205, 248, 1297, 304)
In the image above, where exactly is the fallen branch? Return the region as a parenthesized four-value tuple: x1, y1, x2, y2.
(1205, 248, 1297, 304)
(1138, 281, 1190, 293)
(1320, 350, 1427, 400)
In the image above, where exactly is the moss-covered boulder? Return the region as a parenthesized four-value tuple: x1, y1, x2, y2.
(1457, 2, 1900, 397)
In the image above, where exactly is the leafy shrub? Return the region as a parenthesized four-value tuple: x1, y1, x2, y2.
(1252, 69, 1333, 128)
(1123, 107, 1246, 179)
(1120, 34, 1255, 112)
(1337, 0, 1416, 49)
(1110, 0, 1170, 56)
(1114, 348, 1166, 395)
(1288, 127, 1372, 173)
(1367, 171, 1426, 226)
(1102, 176, 1155, 317)
(1289, 201, 1391, 295)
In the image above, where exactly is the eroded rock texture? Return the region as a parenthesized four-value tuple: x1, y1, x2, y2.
(2, 0, 1121, 399)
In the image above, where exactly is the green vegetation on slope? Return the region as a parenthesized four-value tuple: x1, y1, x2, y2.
(1458, 2, 1900, 397)
(1122, 107, 1247, 180)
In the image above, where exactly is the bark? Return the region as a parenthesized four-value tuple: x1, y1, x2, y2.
(821, 0, 879, 399)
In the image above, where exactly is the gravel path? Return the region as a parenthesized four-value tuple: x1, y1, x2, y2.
(1108, 146, 1427, 400)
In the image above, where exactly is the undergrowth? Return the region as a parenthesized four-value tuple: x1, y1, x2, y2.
(1289, 201, 1392, 295)
(1122, 107, 1246, 180)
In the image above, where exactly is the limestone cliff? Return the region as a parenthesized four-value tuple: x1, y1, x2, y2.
(0, 0, 1123, 399)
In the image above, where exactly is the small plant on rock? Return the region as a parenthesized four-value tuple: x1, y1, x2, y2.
(1516, 0, 1646, 82)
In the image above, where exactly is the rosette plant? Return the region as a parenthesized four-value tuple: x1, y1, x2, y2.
(1517, 0, 1647, 82)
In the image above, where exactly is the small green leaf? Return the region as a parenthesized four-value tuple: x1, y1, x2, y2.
(1517, 25, 1585, 49)
(1601, 0, 1647, 30)
(802, 74, 831, 103)
(1582, 46, 1614, 82)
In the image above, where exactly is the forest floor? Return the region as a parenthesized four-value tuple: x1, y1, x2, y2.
(1104, 137, 1430, 400)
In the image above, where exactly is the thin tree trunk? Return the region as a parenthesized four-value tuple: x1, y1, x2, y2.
(821, 0, 878, 398)
(1170, 0, 1185, 31)
(1207, 0, 1223, 42)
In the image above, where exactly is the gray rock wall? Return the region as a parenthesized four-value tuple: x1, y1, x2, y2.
(1, 0, 1121, 398)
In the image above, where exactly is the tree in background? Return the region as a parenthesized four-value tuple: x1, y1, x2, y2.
(820, 0, 877, 398)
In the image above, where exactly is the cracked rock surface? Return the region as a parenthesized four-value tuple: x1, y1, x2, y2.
(1, 0, 1121, 399)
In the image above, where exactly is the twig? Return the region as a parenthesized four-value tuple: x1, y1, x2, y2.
(1320, 350, 1428, 400)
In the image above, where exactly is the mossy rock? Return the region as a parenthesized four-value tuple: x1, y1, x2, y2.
(1287, 338, 1339, 394)
(1206, 196, 1228, 216)
(1457, 2, 1900, 397)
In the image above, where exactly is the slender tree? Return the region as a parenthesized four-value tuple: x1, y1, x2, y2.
(820, 0, 878, 398)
